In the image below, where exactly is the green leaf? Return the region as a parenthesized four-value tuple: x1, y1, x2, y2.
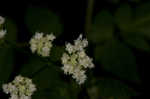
(19, 56, 60, 89)
(87, 10, 114, 44)
(32, 84, 75, 99)
(20, 56, 79, 99)
(0, 48, 15, 87)
(19, 56, 46, 77)
(33, 64, 61, 91)
(134, 2, 150, 38)
(32, 88, 70, 99)
(94, 39, 140, 83)
(25, 6, 63, 36)
(20, 56, 63, 98)
(115, 3, 150, 38)
(0, 19, 17, 87)
(121, 32, 150, 51)
(115, 4, 132, 31)
(115, 4, 150, 51)
(88, 78, 136, 99)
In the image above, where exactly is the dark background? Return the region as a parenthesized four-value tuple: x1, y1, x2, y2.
(0, 0, 149, 98)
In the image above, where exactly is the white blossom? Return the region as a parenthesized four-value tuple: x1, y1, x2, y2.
(2, 75, 36, 99)
(46, 34, 56, 41)
(10, 94, 19, 99)
(0, 16, 5, 25)
(74, 34, 88, 51)
(0, 16, 6, 39)
(0, 30, 6, 39)
(29, 32, 55, 57)
(61, 64, 74, 74)
(61, 53, 70, 64)
(61, 34, 94, 85)
(72, 68, 87, 85)
(66, 43, 74, 54)
(20, 95, 31, 99)
(2, 84, 9, 94)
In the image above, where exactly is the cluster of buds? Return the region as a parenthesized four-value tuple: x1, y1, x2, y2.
(61, 34, 94, 84)
(29, 32, 56, 57)
(2, 75, 36, 99)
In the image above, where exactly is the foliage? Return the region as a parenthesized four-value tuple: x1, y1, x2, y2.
(0, 19, 17, 87)
(1, 1, 149, 98)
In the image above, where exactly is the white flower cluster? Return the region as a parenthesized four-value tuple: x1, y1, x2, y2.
(29, 32, 55, 57)
(61, 34, 94, 85)
(2, 75, 36, 99)
(0, 16, 6, 39)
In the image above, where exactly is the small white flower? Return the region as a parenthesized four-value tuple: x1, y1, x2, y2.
(78, 51, 86, 58)
(41, 46, 50, 57)
(20, 95, 31, 99)
(14, 75, 24, 83)
(66, 43, 74, 54)
(28, 84, 36, 93)
(61, 34, 94, 85)
(0, 16, 6, 39)
(0, 30, 6, 39)
(29, 32, 55, 57)
(74, 34, 88, 51)
(82, 39, 88, 48)
(2, 75, 36, 99)
(72, 68, 87, 85)
(46, 33, 56, 41)
(7, 83, 17, 94)
(78, 56, 94, 69)
(2, 84, 9, 94)
(30, 44, 37, 53)
(34, 33, 43, 40)
(0, 16, 5, 25)
(61, 64, 74, 74)
(61, 53, 70, 64)
(10, 94, 19, 99)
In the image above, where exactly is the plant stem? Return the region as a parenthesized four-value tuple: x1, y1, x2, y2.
(85, 0, 95, 33)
